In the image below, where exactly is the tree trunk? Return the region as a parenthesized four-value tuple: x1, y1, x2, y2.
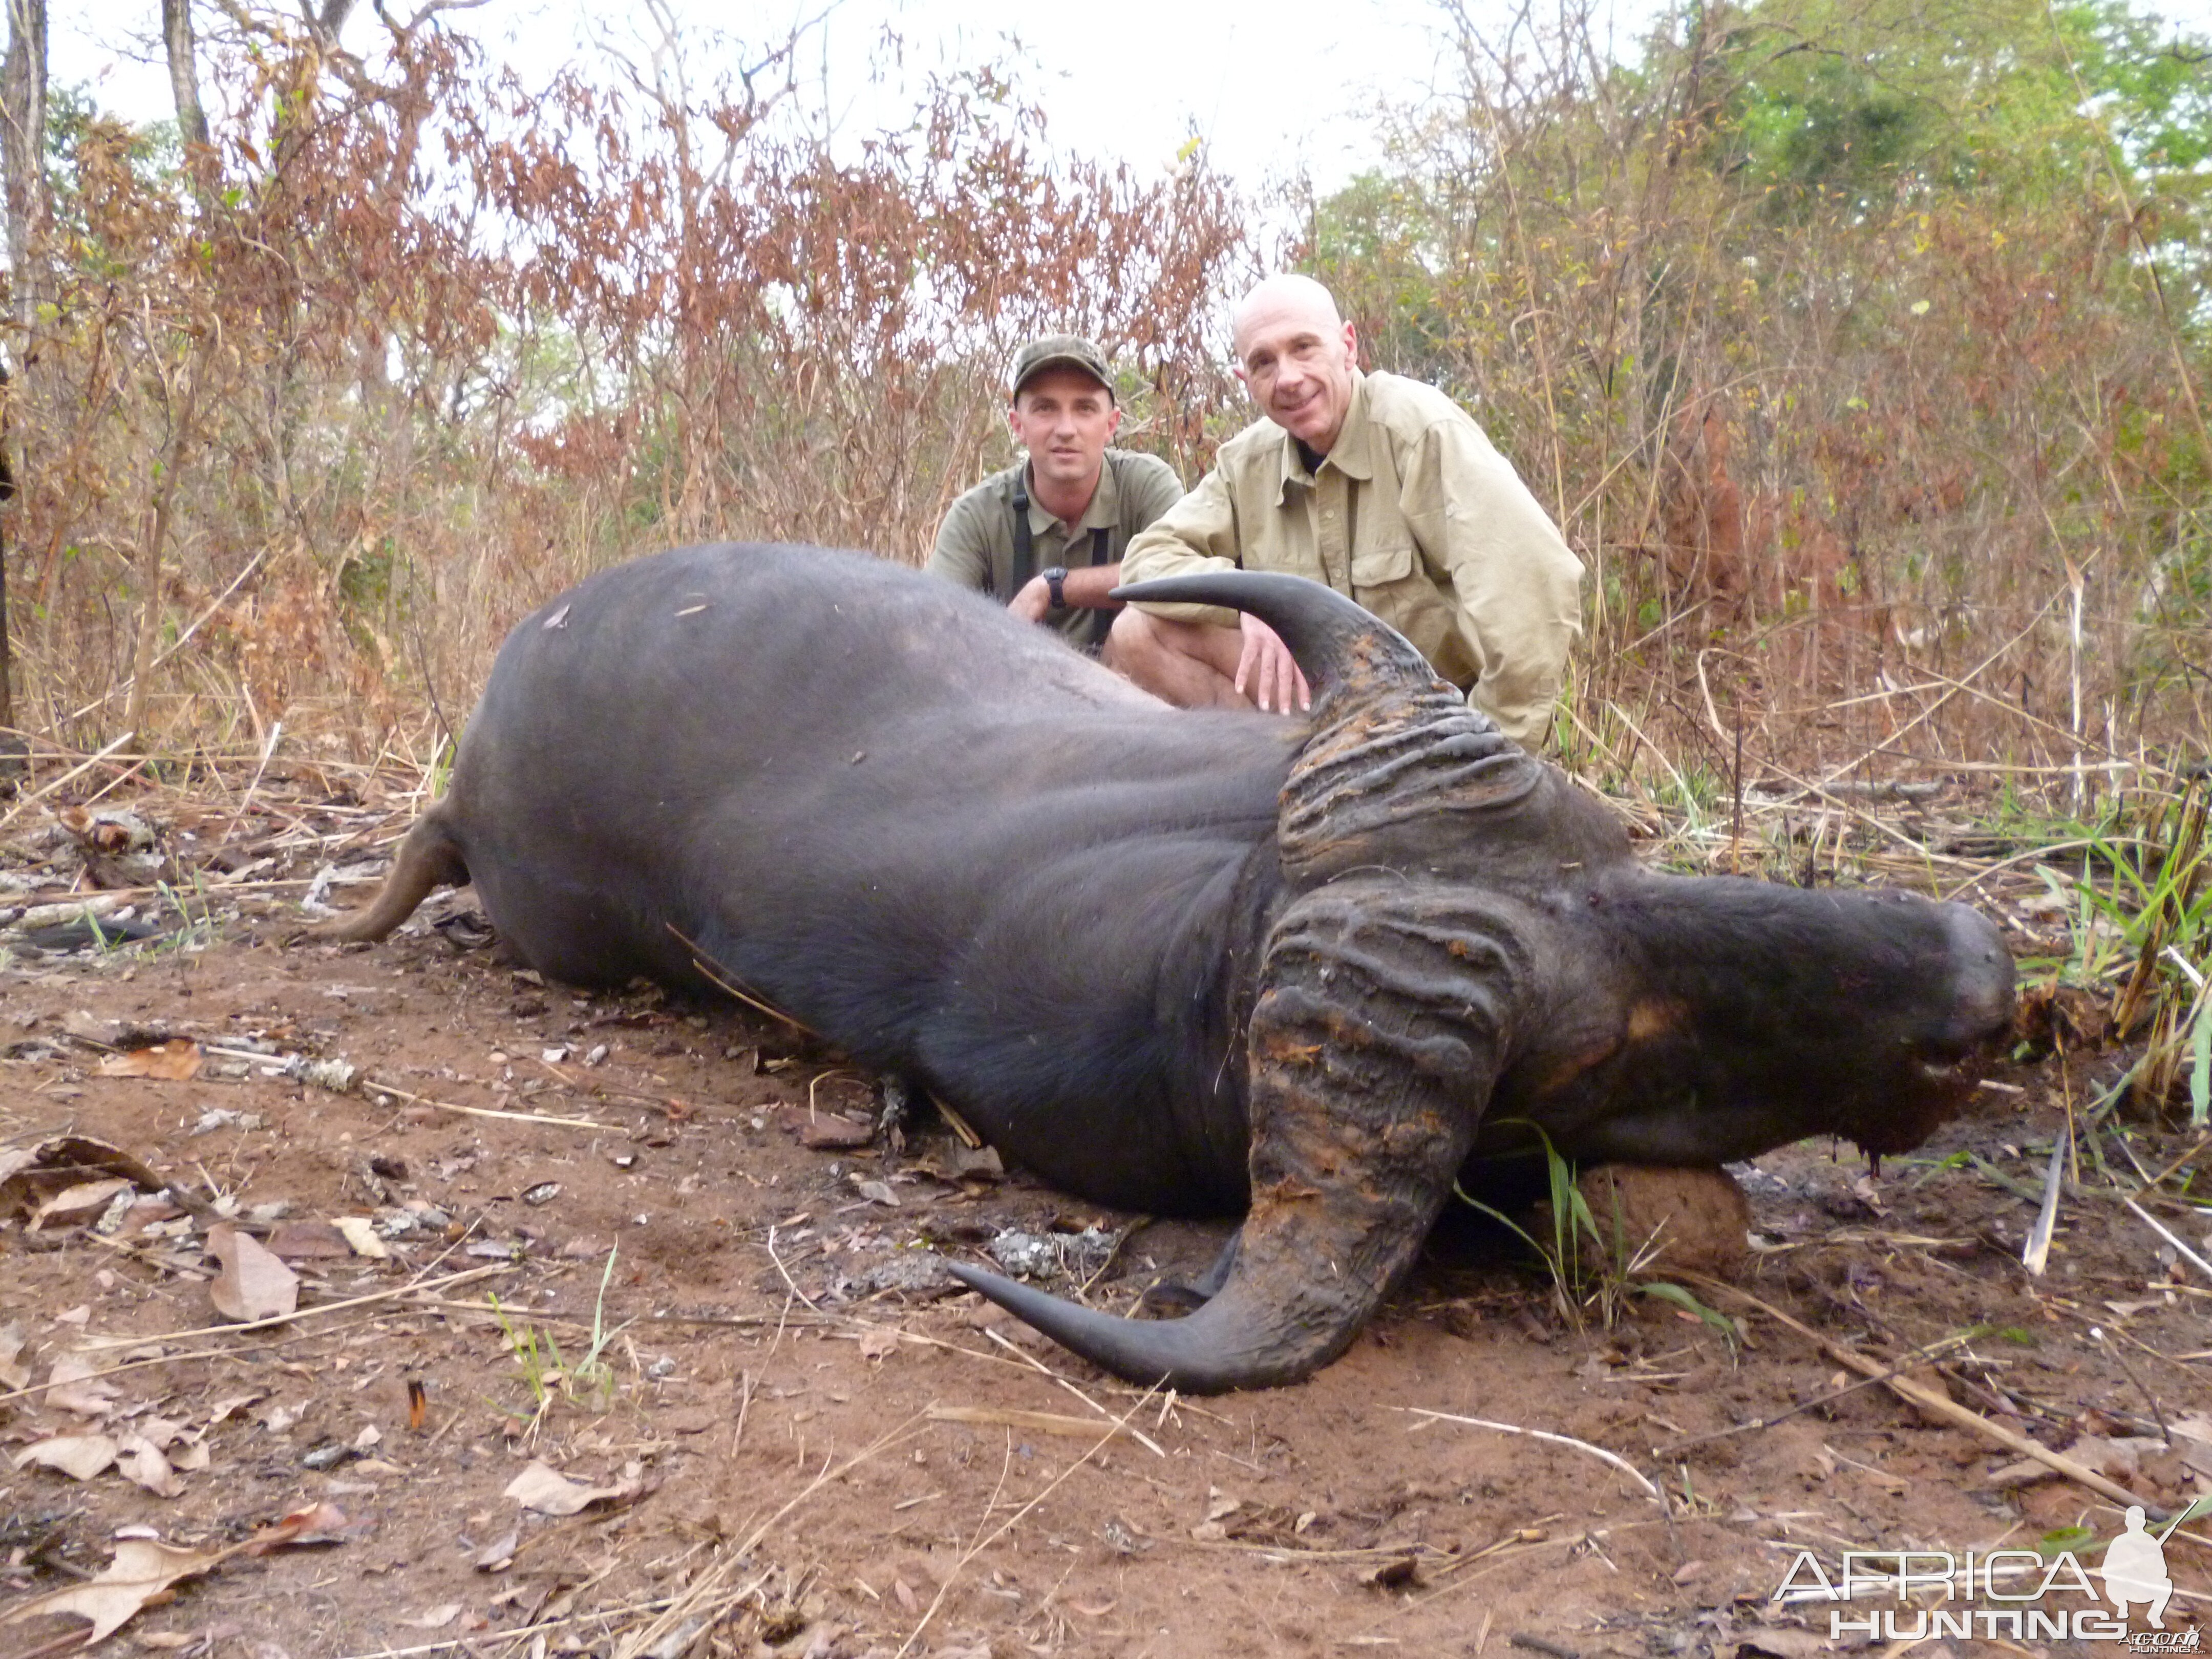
(0, 364, 16, 770)
(1, 0, 47, 332)
(125, 369, 200, 747)
(161, 0, 210, 177)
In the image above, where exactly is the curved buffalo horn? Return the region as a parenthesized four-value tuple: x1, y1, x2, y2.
(1112, 572, 1547, 881)
(1112, 570, 1449, 707)
(949, 886, 1519, 1393)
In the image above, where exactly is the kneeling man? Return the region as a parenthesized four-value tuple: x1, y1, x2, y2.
(929, 334, 1183, 658)
(1112, 275, 1583, 746)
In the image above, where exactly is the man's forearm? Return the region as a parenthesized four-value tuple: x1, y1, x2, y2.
(1061, 562, 1122, 609)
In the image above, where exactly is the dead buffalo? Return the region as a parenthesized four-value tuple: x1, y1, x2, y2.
(315, 543, 2013, 1392)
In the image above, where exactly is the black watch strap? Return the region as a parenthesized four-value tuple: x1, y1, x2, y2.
(1044, 566, 1069, 610)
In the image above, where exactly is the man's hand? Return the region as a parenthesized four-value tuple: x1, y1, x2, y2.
(1008, 575, 1053, 624)
(1233, 613, 1312, 714)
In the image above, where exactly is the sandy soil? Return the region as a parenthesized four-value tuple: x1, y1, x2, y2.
(1, 781, 2207, 1658)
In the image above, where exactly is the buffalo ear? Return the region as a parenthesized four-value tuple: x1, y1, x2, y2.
(1113, 570, 1539, 881)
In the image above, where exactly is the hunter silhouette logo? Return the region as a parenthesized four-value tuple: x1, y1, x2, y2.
(2102, 1506, 2174, 1628)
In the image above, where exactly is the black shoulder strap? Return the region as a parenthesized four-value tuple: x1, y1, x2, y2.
(1009, 474, 1036, 598)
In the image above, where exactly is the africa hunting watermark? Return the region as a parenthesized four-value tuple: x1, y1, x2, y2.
(1773, 1504, 2204, 1647)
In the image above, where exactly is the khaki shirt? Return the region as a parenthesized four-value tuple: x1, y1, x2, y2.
(928, 449, 1184, 650)
(1121, 372, 1584, 745)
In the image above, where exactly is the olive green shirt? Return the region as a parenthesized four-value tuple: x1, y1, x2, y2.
(1121, 372, 1584, 746)
(928, 449, 1184, 650)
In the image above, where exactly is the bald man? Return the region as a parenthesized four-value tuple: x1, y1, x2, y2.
(1110, 275, 1584, 747)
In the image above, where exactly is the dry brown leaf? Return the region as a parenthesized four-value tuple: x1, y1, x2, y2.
(857, 1327, 900, 1362)
(0, 1137, 172, 1230)
(264, 1220, 353, 1260)
(473, 1529, 519, 1571)
(99, 1039, 204, 1081)
(45, 1350, 119, 1416)
(0, 1537, 224, 1646)
(398, 1603, 463, 1629)
(0, 1321, 28, 1389)
(798, 1113, 874, 1150)
(502, 1458, 641, 1516)
(13, 1432, 119, 1480)
(117, 1434, 184, 1498)
(206, 1224, 300, 1323)
(31, 1176, 134, 1231)
(332, 1216, 389, 1259)
(242, 1501, 356, 1555)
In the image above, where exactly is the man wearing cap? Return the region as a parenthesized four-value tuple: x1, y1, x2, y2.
(929, 335, 1183, 657)
(1110, 275, 1584, 748)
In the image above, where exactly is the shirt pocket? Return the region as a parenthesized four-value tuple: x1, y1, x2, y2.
(1351, 541, 1416, 589)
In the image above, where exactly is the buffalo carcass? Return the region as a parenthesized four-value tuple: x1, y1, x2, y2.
(315, 543, 2014, 1392)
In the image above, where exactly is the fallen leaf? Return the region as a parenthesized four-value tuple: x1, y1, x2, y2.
(45, 1350, 121, 1416)
(399, 1603, 462, 1629)
(117, 1435, 184, 1498)
(332, 1216, 390, 1259)
(265, 1220, 353, 1260)
(206, 1224, 300, 1323)
(202, 1392, 264, 1428)
(243, 1502, 356, 1555)
(798, 1113, 874, 1150)
(502, 1458, 641, 1516)
(0, 1136, 171, 1226)
(100, 1040, 204, 1081)
(857, 1327, 900, 1362)
(14, 1433, 119, 1480)
(0, 1321, 28, 1389)
(31, 1176, 134, 1231)
(174, 1440, 212, 1472)
(1359, 1553, 1421, 1588)
(0, 1537, 223, 1646)
(474, 1528, 519, 1571)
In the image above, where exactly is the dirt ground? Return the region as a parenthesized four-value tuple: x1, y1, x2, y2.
(2, 779, 2208, 1659)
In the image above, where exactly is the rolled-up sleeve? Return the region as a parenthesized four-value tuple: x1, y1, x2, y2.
(1402, 420, 1584, 747)
(1118, 465, 1246, 629)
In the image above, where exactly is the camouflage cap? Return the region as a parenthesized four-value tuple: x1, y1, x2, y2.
(1010, 334, 1115, 400)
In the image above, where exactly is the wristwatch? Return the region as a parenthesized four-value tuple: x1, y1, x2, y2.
(1043, 566, 1069, 610)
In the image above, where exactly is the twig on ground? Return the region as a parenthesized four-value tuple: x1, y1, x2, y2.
(1651, 1332, 1979, 1457)
(1685, 1275, 2168, 1516)
(896, 1388, 1160, 1658)
(2123, 1197, 2212, 1285)
(613, 1415, 931, 1659)
(62, 1263, 515, 1357)
(359, 1075, 612, 1131)
(329, 1593, 680, 1659)
(1398, 1408, 1662, 1503)
(0, 733, 137, 832)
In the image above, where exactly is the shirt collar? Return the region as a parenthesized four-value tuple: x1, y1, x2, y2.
(1024, 454, 1119, 534)
(1271, 372, 1375, 505)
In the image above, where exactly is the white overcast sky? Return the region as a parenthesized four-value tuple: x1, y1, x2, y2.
(51, 0, 2212, 194)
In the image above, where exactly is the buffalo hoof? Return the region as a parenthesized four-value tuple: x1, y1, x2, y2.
(1575, 1164, 1753, 1279)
